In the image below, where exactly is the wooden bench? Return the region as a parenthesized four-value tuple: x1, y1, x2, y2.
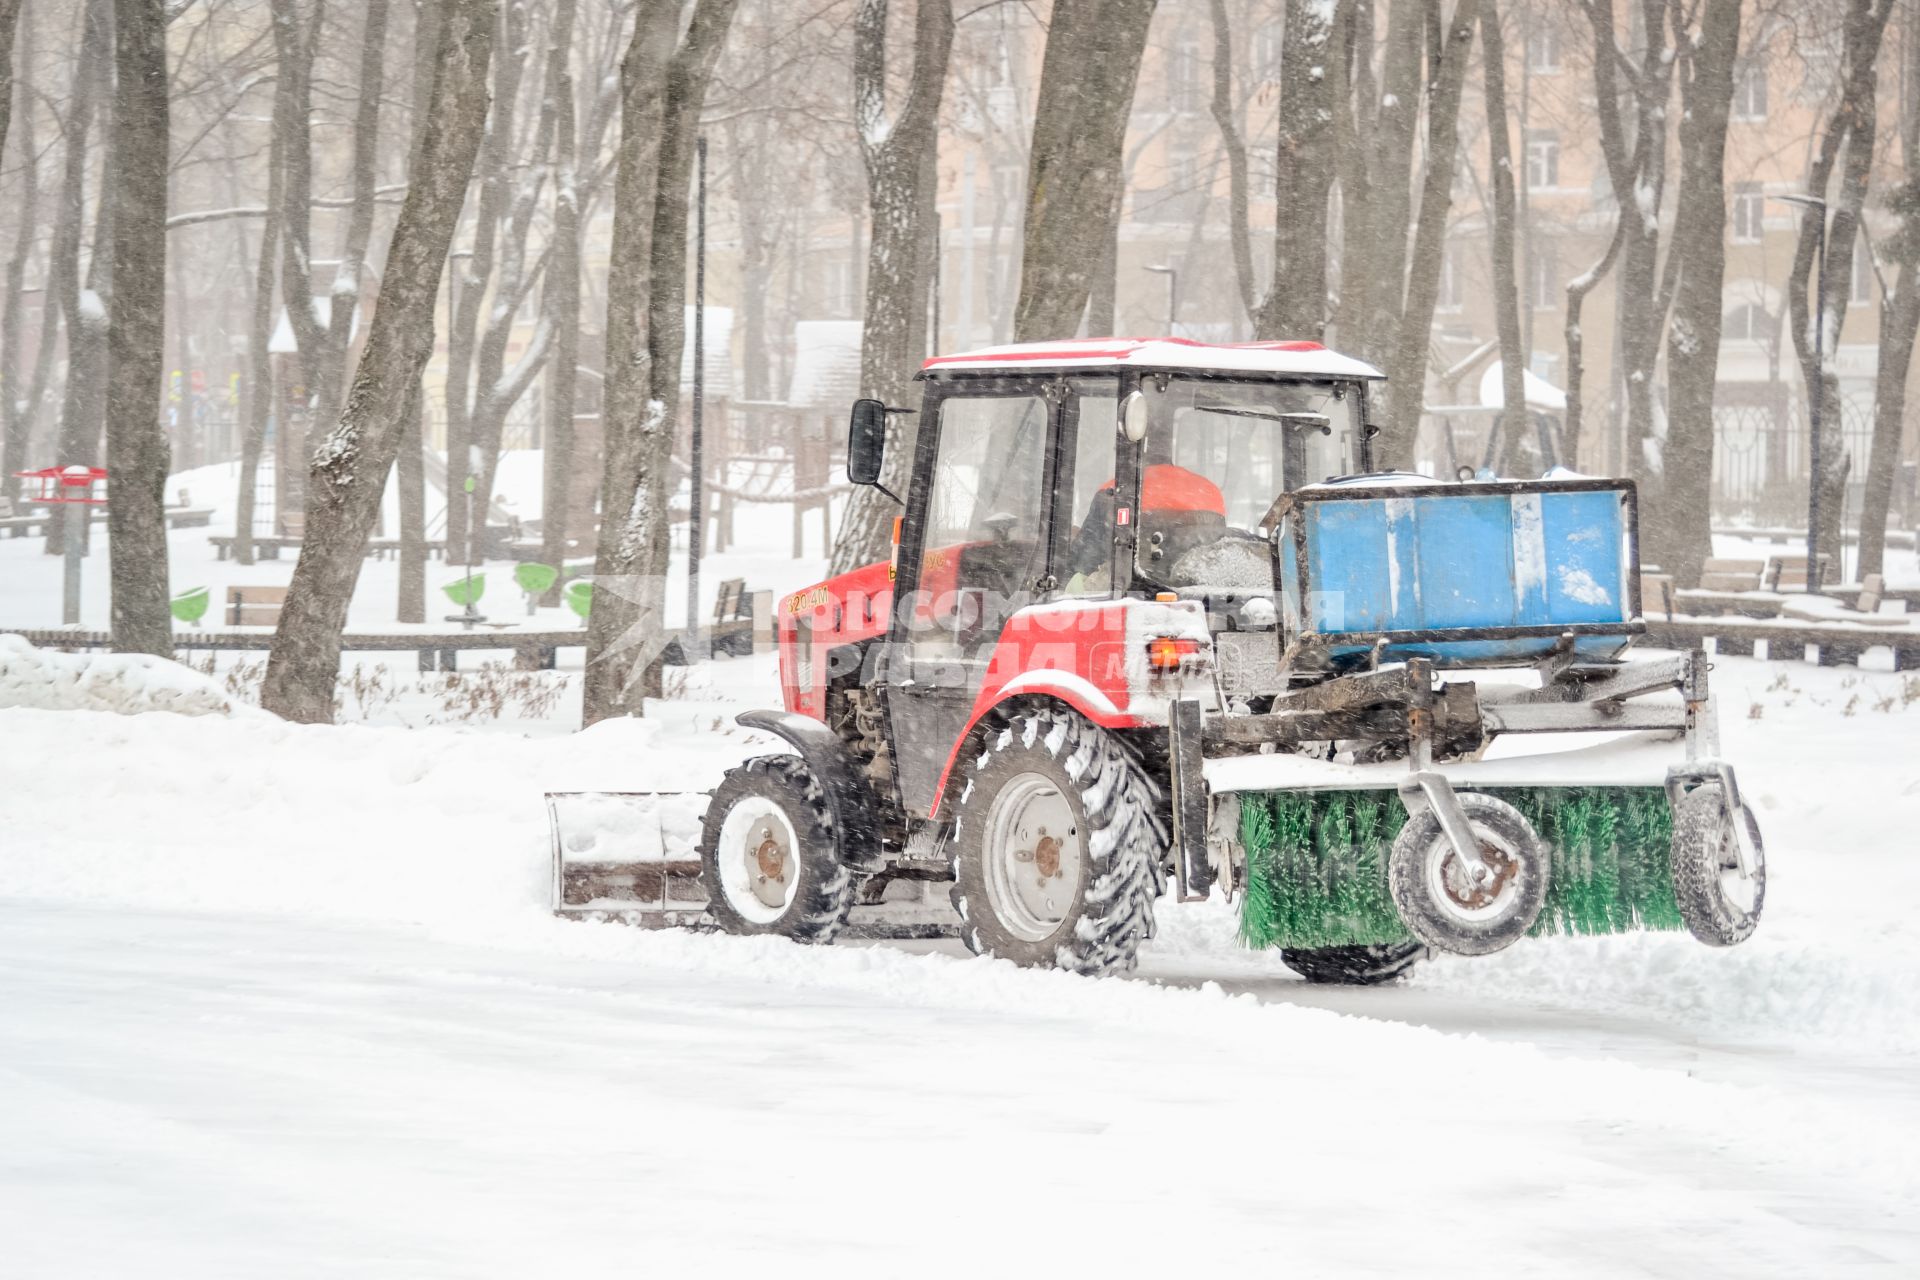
(1698, 558, 1766, 592)
(1854, 573, 1888, 616)
(226, 586, 287, 628)
(165, 506, 216, 528)
(366, 538, 446, 561)
(1764, 553, 1831, 592)
(1640, 572, 1675, 622)
(209, 534, 301, 560)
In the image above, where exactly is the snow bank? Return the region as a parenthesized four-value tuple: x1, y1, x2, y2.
(0, 700, 771, 925)
(0, 634, 237, 717)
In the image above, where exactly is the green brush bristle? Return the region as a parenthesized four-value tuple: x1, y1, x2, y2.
(1236, 785, 1681, 951)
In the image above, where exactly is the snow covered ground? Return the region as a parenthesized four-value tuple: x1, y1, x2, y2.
(3, 467, 1918, 1273)
(3, 644, 1919, 1275)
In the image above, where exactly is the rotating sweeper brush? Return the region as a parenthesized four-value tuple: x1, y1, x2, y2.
(547, 337, 1766, 980)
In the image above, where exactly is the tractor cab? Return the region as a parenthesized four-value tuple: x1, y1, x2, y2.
(827, 338, 1389, 822)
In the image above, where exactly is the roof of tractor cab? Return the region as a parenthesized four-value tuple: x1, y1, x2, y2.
(919, 336, 1385, 380)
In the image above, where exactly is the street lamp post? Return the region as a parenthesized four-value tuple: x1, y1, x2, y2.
(1144, 263, 1178, 337)
(1773, 192, 1828, 593)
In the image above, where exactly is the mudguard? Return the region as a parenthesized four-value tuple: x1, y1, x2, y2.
(736, 709, 886, 872)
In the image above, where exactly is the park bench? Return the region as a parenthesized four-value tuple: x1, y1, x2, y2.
(208, 534, 301, 560)
(1698, 558, 1766, 592)
(226, 586, 287, 628)
(1763, 553, 1831, 592)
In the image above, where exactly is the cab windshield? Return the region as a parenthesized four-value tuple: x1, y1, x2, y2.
(1131, 377, 1360, 591)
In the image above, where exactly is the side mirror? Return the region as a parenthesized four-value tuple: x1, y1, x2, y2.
(1120, 390, 1149, 443)
(848, 398, 887, 486)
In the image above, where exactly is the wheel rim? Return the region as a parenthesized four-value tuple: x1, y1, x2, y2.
(1424, 828, 1522, 924)
(716, 794, 800, 924)
(982, 771, 1082, 943)
(1713, 805, 1763, 917)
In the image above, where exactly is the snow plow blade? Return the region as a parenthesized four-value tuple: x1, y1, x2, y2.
(545, 789, 961, 939)
(546, 792, 711, 927)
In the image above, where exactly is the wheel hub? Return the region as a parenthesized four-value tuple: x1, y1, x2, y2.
(753, 827, 787, 881)
(1029, 830, 1063, 880)
(1437, 841, 1518, 912)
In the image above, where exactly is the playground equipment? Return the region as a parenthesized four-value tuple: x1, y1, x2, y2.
(15, 466, 108, 626)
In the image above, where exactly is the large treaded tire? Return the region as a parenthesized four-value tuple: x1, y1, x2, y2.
(1279, 942, 1426, 985)
(698, 755, 856, 943)
(1671, 783, 1765, 947)
(950, 708, 1168, 976)
(1388, 791, 1548, 957)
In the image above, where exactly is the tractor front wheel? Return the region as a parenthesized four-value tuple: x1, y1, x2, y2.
(950, 709, 1167, 975)
(699, 755, 856, 942)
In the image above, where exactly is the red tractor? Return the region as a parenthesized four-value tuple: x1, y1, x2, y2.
(556, 338, 1765, 982)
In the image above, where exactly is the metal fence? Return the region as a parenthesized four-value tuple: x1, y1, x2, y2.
(1711, 387, 1877, 521)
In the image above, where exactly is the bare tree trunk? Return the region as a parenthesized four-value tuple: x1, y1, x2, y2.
(232, 67, 286, 566)
(730, 113, 775, 401)
(1657, 0, 1741, 588)
(50, 0, 113, 560)
(831, 0, 955, 577)
(539, 0, 582, 597)
(1379, 0, 1478, 462)
(1256, 0, 1344, 340)
(1208, 0, 1254, 325)
(1613, 2, 1675, 498)
(261, 0, 497, 724)
(582, 0, 738, 725)
(396, 0, 441, 622)
(1788, 0, 1894, 562)
(1, 0, 38, 490)
(104, 0, 171, 655)
(1861, 4, 1920, 578)
(468, 0, 552, 536)
(1480, 3, 1526, 458)
(1335, 0, 1423, 388)
(443, 0, 530, 566)
(1013, 0, 1155, 342)
(267, 0, 320, 398)
(0, 0, 20, 168)
(313, 0, 390, 434)
(396, 383, 427, 621)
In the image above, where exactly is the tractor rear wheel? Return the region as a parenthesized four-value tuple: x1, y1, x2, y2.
(1279, 942, 1426, 985)
(699, 755, 856, 942)
(950, 708, 1167, 976)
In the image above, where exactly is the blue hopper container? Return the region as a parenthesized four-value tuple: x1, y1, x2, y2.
(1277, 476, 1642, 668)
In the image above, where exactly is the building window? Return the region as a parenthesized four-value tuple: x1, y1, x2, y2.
(1731, 182, 1765, 243)
(824, 257, 854, 317)
(1168, 35, 1202, 113)
(1732, 62, 1767, 121)
(1527, 244, 1560, 311)
(1252, 24, 1281, 82)
(1527, 25, 1561, 74)
(1723, 302, 1773, 343)
(1436, 244, 1462, 312)
(1524, 130, 1560, 190)
(1852, 236, 1876, 305)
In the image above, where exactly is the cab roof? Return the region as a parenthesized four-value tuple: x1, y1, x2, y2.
(919, 336, 1385, 380)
